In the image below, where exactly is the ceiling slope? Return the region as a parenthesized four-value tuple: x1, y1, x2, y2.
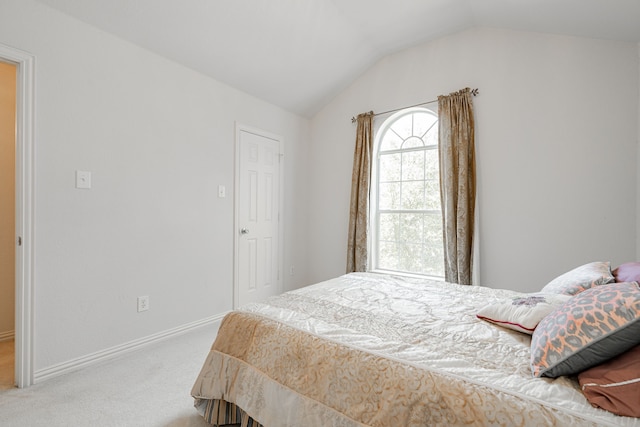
(34, 0, 640, 117)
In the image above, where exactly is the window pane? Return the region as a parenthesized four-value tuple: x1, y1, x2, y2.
(424, 213, 443, 245)
(402, 136, 423, 149)
(399, 243, 424, 273)
(401, 151, 425, 181)
(379, 153, 401, 182)
(425, 180, 440, 210)
(414, 112, 437, 139)
(378, 241, 399, 271)
(379, 213, 398, 242)
(401, 181, 425, 210)
(380, 131, 402, 151)
(379, 182, 400, 209)
(390, 114, 412, 140)
(423, 243, 444, 276)
(424, 125, 438, 146)
(425, 149, 439, 181)
(399, 213, 423, 244)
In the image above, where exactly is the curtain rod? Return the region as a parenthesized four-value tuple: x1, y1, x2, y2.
(350, 88, 479, 123)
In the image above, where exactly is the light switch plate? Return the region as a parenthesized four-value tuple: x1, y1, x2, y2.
(218, 185, 226, 198)
(76, 170, 92, 189)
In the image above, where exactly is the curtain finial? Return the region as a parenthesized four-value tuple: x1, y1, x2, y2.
(351, 111, 374, 124)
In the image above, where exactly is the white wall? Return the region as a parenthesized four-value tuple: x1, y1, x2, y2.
(310, 28, 639, 292)
(0, 0, 310, 373)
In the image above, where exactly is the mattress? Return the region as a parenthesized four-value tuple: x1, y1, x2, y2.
(191, 272, 640, 426)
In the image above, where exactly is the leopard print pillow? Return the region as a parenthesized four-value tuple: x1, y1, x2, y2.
(541, 261, 614, 296)
(531, 282, 640, 378)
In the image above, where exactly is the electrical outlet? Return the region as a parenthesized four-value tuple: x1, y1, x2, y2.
(137, 296, 149, 312)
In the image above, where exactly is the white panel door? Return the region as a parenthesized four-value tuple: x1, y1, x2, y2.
(235, 126, 282, 307)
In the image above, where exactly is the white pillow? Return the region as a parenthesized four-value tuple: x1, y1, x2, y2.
(476, 293, 572, 334)
(541, 261, 614, 295)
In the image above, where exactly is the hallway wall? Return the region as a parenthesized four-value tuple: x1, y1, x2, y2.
(0, 61, 16, 339)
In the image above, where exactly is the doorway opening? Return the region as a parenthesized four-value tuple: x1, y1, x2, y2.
(0, 43, 35, 389)
(0, 60, 16, 390)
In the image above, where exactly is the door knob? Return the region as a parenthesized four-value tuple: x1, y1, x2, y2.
(240, 228, 249, 235)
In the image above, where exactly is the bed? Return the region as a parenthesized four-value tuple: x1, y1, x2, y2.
(191, 271, 640, 427)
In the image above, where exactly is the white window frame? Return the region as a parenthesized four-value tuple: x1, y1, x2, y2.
(370, 106, 444, 279)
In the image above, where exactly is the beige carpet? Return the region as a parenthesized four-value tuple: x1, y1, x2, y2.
(0, 325, 220, 427)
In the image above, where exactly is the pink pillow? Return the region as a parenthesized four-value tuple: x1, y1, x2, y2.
(613, 262, 640, 282)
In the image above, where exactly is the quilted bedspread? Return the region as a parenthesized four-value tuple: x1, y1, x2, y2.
(191, 273, 640, 427)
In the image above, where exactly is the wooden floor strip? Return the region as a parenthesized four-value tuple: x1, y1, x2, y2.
(0, 339, 14, 390)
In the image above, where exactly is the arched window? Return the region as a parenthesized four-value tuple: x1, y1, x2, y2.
(371, 107, 443, 277)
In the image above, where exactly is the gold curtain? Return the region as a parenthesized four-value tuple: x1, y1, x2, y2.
(346, 111, 374, 273)
(438, 88, 476, 285)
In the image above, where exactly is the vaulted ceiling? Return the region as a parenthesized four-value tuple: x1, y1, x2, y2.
(35, 0, 640, 117)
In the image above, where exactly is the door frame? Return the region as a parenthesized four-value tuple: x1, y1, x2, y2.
(233, 123, 284, 309)
(0, 43, 36, 388)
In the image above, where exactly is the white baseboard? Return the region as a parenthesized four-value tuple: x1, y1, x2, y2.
(34, 312, 227, 384)
(0, 330, 15, 342)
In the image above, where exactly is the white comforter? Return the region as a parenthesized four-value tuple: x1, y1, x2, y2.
(192, 272, 639, 427)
